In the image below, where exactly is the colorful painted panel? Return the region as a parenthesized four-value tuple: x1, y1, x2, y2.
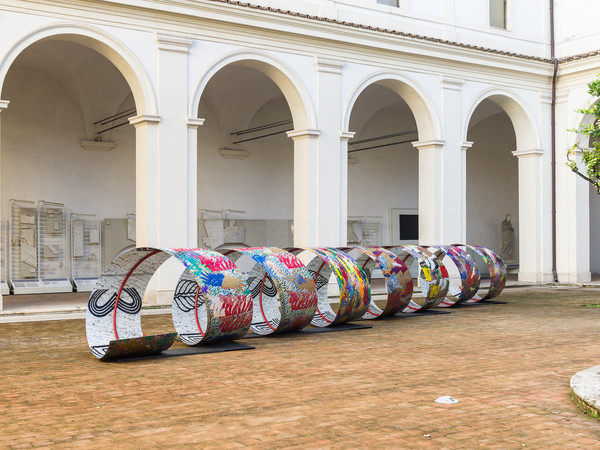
(101, 334, 178, 362)
(288, 247, 371, 327)
(466, 246, 507, 301)
(171, 248, 253, 344)
(344, 247, 413, 319)
(86, 247, 252, 360)
(430, 245, 481, 307)
(386, 245, 449, 312)
(219, 247, 317, 335)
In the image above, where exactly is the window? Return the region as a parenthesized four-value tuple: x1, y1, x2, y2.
(389, 209, 418, 245)
(377, 0, 399, 6)
(489, 0, 506, 29)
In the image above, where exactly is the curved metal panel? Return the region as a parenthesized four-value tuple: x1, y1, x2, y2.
(430, 245, 481, 307)
(219, 247, 318, 335)
(387, 245, 449, 312)
(288, 247, 371, 327)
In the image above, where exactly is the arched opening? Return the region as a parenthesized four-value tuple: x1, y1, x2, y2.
(0, 33, 146, 300)
(195, 61, 301, 249)
(466, 97, 519, 270)
(346, 82, 420, 247)
(587, 114, 600, 277)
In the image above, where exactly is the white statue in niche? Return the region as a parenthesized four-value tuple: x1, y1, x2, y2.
(500, 213, 515, 261)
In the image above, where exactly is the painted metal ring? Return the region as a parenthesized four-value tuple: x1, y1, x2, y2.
(466, 245, 506, 301)
(287, 247, 371, 327)
(430, 245, 481, 307)
(386, 245, 449, 312)
(219, 247, 318, 335)
(342, 247, 413, 319)
(86, 247, 252, 361)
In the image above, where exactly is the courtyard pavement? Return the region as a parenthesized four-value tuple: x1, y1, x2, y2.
(1, 286, 600, 448)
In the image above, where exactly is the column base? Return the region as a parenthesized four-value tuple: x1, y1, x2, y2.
(557, 272, 592, 283)
(517, 271, 555, 283)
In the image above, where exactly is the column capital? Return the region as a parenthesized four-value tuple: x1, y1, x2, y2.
(287, 129, 321, 140)
(340, 131, 356, 141)
(461, 141, 473, 151)
(512, 148, 544, 158)
(440, 76, 463, 91)
(0, 100, 9, 112)
(154, 33, 194, 53)
(555, 91, 570, 105)
(129, 114, 161, 127)
(412, 139, 445, 150)
(314, 57, 345, 74)
(187, 117, 205, 129)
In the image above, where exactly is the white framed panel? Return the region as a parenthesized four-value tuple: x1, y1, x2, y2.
(71, 213, 102, 292)
(389, 208, 419, 246)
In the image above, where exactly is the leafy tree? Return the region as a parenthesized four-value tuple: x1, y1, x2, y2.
(567, 76, 600, 193)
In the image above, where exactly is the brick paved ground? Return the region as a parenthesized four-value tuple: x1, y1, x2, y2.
(1, 286, 600, 448)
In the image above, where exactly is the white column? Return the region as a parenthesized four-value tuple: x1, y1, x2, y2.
(512, 148, 550, 282)
(288, 57, 345, 248)
(315, 57, 345, 246)
(0, 100, 8, 312)
(439, 76, 465, 244)
(129, 114, 161, 247)
(556, 93, 591, 282)
(130, 33, 194, 248)
(187, 118, 205, 247)
(460, 141, 473, 245)
(414, 76, 464, 246)
(288, 129, 320, 246)
(128, 34, 194, 305)
(413, 140, 445, 245)
(340, 131, 355, 246)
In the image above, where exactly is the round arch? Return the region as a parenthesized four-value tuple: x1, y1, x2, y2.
(189, 50, 316, 131)
(0, 23, 156, 115)
(463, 88, 540, 151)
(572, 94, 598, 148)
(342, 71, 441, 142)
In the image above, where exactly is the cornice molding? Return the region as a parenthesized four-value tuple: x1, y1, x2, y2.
(155, 32, 194, 53)
(129, 114, 161, 127)
(209, 0, 553, 63)
(340, 131, 356, 141)
(440, 75, 463, 91)
(187, 117, 206, 128)
(461, 141, 473, 151)
(287, 129, 321, 140)
(512, 148, 544, 158)
(314, 56, 345, 74)
(412, 139, 445, 150)
(0, 0, 554, 83)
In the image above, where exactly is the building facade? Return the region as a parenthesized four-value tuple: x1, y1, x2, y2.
(0, 0, 599, 306)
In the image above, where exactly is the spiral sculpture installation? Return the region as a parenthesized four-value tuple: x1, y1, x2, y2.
(86, 244, 506, 361)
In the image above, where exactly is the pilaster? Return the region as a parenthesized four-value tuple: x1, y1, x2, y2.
(0, 100, 8, 311)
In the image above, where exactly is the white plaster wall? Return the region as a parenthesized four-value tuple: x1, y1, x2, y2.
(1, 49, 135, 220)
(466, 112, 519, 257)
(209, 0, 547, 57)
(555, 0, 600, 57)
(590, 184, 600, 274)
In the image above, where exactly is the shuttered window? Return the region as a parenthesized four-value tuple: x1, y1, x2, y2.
(490, 0, 507, 28)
